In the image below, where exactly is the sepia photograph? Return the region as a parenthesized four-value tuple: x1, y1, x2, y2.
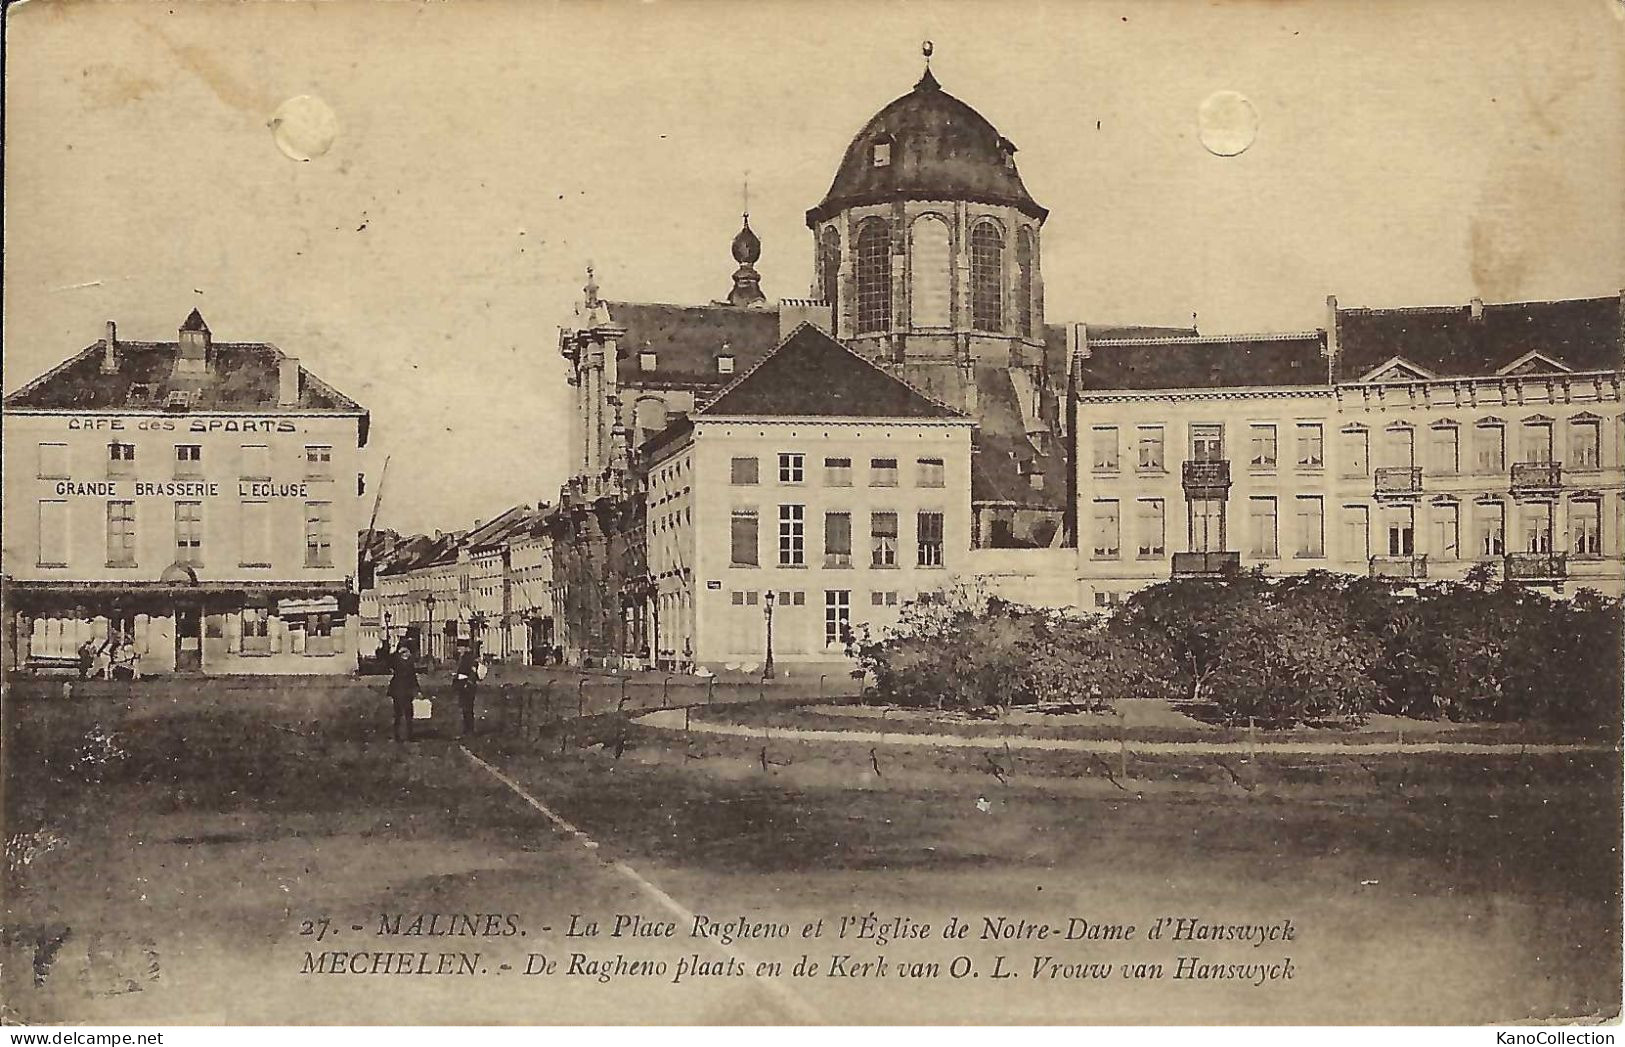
(2, 0, 1621, 1029)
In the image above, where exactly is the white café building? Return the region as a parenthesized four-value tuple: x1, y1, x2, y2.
(2, 312, 369, 675)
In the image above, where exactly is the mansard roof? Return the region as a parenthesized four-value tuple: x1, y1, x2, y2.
(1334, 295, 1623, 380)
(697, 323, 967, 420)
(1076, 331, 1330, 392)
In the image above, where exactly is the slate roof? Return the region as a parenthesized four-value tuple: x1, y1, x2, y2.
(606, 301, 782, 389)
(1076, 332, 1330, 392)
(465, 505, 542, 553)
(807, 69, 1046, 225)
(1335, 295, 1622, 380)
(1042, 322, 1200, 381)
(698, 323, 967, 420)
(4, 338, 364, 412)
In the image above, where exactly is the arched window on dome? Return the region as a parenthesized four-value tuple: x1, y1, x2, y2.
(1016, 227, 1036, 337)
(819, 227, 842, 317)
(971, 221, 1004, 333)
(855, 218, 892, 335)
(909, 215, 951, 328)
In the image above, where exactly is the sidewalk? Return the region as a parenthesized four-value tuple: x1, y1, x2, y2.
(634, 708, 1620, 756)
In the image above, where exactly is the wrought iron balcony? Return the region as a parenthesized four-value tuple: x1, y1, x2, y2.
(1369, 554, 1428, 580)
(1505, 552, 1567, 585)
(1510, 461, 1562, 495)
(1373, 466, 1423, 498)
(1181, 460, 1231, 499)
(1171, 551, 1241, 578)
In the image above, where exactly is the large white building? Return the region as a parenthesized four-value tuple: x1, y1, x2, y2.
(3, 312, 369, 674)
(1073, 293, 1625, 605)
(644, 324, 975, 673)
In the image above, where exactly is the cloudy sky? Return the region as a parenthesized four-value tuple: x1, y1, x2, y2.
(6, 0, 1621, 533)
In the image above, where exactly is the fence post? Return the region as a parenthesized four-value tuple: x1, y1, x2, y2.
(619, 675, 629, 712)
(818, 674, 826, 701)
(578, 676, 587, 719)
(707, 677, 715, 706)
(1118, 709, 1128, 781)
(1247, 717, 1256, 760)
(663, 674, 672, 710)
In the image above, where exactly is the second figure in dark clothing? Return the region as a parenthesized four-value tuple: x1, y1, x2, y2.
(453, 642, 481, 736)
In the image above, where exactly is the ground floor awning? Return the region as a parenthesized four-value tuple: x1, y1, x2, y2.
(3, 580, 357, 616)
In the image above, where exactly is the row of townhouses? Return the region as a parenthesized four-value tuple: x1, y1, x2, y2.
(6, 60, 1620, 677)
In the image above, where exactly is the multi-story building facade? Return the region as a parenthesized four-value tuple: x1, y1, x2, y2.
(2, 312, 369, 674)
(644, 324, 975, 673)
(1073, 293, 1625, 606)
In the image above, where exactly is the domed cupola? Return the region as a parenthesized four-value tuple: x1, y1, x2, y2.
(805, 45, 1048, 371)
(805, 58, 1047, 227)
(726, 214, 767, 308)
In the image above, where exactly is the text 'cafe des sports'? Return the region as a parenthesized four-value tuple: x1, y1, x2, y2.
(2, 312, 369, 676)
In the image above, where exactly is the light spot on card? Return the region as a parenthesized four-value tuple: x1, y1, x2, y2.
(1198, 90, 1258, 157)
(270, 95, 338, 162)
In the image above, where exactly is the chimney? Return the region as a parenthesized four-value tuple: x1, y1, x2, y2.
(100, 320, 118, 374)
(1070, 322, 1091, 360)
(1469, 296, 1484, 321)
(278, 356, 301, 406)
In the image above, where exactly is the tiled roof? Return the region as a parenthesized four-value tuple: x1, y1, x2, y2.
(1042, 322, 1200, 379)
(465, 505, 540, 552)
(808, 69, 1046, 225)
(1335, 295, 1623, 380)
(606, 301, 782, 389)
(1076, 332, 1330, 391)
(4, 340, 364, 412)
(698, 323, 967, 420)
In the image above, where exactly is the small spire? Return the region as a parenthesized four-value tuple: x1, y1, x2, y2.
(742, 173, 750, 222)
(583, 264, 599, 308)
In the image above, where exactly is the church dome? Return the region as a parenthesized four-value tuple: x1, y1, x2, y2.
(731, 218, 761, 264)
(805, 68, 1047, 227)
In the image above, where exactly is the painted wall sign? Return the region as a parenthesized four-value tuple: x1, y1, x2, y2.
(64, 418, 300, 433)
(48, 480, 305, 498)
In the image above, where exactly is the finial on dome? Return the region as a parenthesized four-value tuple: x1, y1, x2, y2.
(917, 40, 939, 90)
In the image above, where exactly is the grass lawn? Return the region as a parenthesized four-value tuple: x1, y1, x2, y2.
(3, 678, 1619, 1025)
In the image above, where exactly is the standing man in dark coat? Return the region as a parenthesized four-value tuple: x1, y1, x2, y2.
(387, 643, 420, 742)
(452, 641, 481, 737)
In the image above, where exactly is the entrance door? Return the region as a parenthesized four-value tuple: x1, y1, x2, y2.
(175, 606, 203, 672)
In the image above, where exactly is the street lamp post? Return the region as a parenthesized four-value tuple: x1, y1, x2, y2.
(762, 589, 776, 680)
(382, 610, 393, 651)
(425, 593, 437, 662)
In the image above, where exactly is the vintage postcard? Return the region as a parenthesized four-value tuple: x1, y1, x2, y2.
(2, 0, 1621, 1028)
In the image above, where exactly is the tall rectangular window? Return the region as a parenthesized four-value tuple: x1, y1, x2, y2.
(1384, 505, 1415, 556)
(240, 607, 271, 654)
(1475, 424, 1505, 474)
(871, 511, 898, 568)
(1342, 505, 1370, 562)
(107, 441, 136, 479)
(1136, 426, 1165, 472)
(824, 512, 853, 568)
(241, 443, 270, 480)
(730, 457, 759, 485)
(175, 501, 203, 566)
(1433, 503, 1460, 560)
(869, 457, 898, 487)
(304, 501, 333, 568)
(729, 509, 759, 566)
(1295, 424, 1324, 470)
(37, 443, 68, 479)
(778, 504, 805, 566)
(1091, 427, 1119, 472)
(1518, 503, 1552, 555)
(1340, 429, 1369, 477)
(823, 457, 852, 487)
(1571, 420, 1602, 470)
(1190, 500, 1225, 553)
(1430, 424, 1459, 475)
(917, 511, 945, 567)
(1091, 501, 1120, 559)
(916, 457, 946, 488)
(1384, 425, 1416, 468)
(37, 501, 67, 566)
(1521, 422, 1554, 464)
(1190, 424, 1224, 462)
(1135, 499, 1164, 558)
(1295, 496, 1324, 558)
(778, 453, 804, 483)
(1474, 501, 1506, 556)
(1572, 500, 1601, 557)
(106, 500, 136, 566)
(1248, 424, 1277, 470)
(824, 590, 851, 648)
(1248, 497, 1278, 558)
(241, 501, 270, 566)
(304, 445, 333, 480)
(175, 444, 203, 478)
